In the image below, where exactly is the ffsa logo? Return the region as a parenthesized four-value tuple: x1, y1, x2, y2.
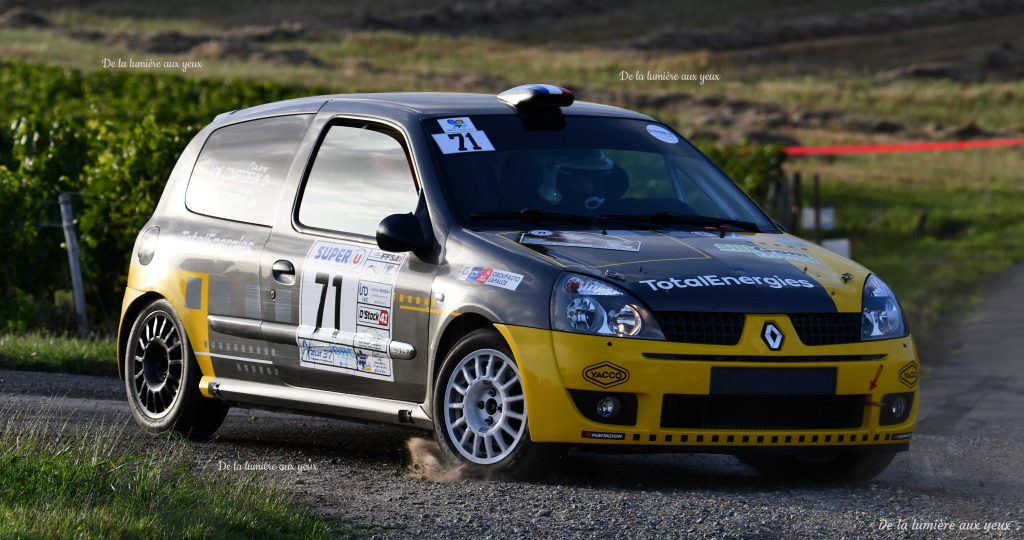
(761, 322, 784, 351)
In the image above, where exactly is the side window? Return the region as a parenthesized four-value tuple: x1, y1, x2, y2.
(186, 114, 312, 226)
(297, 123, 419, 237)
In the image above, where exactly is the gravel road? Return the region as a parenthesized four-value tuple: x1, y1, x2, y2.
(3, 267, 1024, 539)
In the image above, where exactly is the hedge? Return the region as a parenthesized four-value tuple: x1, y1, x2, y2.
(0, 61, 784, 333)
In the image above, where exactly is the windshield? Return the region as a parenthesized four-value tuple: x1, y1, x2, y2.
(423, 115, 776, 231)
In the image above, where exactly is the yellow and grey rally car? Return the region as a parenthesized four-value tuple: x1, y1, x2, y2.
(119, 84, 918, 480)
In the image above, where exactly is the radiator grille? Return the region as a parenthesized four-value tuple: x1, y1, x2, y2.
(654, 312, 745, 345)
(790, 313, 862, 345)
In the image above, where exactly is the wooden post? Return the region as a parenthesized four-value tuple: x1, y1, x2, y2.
(813, 173, 822, 244)
(789, 172, 802, 233)
(59, 192, 88, 337)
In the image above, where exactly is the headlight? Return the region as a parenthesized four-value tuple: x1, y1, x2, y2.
(861, 275, 906, 341)
(552, 273, 664, 339)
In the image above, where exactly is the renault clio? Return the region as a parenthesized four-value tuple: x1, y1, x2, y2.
(119, 84, 918, 480)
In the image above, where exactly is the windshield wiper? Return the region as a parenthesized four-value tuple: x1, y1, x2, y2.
(470, 208, 596, 225)
(600, 212, 761, 232)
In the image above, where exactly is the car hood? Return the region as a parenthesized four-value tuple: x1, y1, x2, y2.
(474, 228, 867, 313)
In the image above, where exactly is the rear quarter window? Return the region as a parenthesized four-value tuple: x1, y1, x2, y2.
(186, 114, 313, 226)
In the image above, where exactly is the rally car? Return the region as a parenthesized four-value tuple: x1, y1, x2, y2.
(119, 84, 918, 481)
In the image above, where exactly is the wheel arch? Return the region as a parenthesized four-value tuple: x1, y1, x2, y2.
(426, 312, 500, 417)
(117, 291, 165, 380)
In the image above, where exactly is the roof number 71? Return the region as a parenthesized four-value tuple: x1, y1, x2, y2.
(449, 132, 481, 151)
(432, 130, 495, 154)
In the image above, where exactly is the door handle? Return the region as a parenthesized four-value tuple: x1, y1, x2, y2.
(272, 260, 295, 284)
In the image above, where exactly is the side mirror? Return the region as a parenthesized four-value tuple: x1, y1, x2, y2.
(376, 213, 431, 253)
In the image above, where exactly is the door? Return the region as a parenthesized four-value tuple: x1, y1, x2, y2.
(261, 120, 435, 402)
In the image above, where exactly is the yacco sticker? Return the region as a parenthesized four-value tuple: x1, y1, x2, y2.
(432, 130, 495, 154)
(639, 274, 816, 291)
(899, 361, 919, 388)
(714, 243, 821, 265)
(583, 361, 630, 388)
(296, 239, 406, 381)
(457, 265, 524, 291)
(646, 124, 679, 144)
(519, 230, 641, 252)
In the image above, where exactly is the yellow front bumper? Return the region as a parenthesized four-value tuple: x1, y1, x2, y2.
(496, 316, 918, 450)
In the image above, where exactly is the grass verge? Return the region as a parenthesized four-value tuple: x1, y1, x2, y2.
(0, 333, 117, 376)
(0, 403, 356, 539)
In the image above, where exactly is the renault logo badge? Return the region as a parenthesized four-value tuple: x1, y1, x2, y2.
(762, 322, 784, 351)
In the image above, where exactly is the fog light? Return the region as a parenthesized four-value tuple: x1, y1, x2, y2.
(596, 396, 621, 419)
(890, 396, 908, 420)
(880, 392, 914, 425)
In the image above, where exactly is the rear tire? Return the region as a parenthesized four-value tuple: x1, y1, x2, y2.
(432, 328, 555, 479)
(742, 452, 897, 483)
(124, 299, 228, 440)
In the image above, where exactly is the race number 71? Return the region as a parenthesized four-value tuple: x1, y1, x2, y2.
(432, 130, 494, 154)
(314, 272, 342, 332)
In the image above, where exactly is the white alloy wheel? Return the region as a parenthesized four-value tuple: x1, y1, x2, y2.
(442, 348, 527, 464)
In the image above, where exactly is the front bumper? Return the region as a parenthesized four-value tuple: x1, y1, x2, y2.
(496, 316, 918, 453)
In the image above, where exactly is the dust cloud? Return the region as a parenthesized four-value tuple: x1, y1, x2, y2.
(405, 437, 466, 482)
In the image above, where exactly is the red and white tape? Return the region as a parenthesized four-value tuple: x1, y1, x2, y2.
(784, 138, 1024, 156)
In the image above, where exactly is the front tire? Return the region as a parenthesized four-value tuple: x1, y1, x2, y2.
(432, 328, 552, 479)
(124, 299, 228, 440)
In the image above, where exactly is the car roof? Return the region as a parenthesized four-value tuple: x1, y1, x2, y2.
(212, 92, 654, 127)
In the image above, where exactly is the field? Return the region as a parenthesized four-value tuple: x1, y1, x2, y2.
(2, 0, 1023, 346)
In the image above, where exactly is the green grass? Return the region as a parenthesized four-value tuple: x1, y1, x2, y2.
(0, 333, 117, 376)
(791, 145, 1024, 345)
(0, 406, 352, 539)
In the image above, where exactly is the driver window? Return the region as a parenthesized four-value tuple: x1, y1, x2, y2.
(298, 124, 419, 236)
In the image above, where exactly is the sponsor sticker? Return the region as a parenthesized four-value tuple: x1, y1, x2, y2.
(639, 274, 816, 291)
(899, 361, 919, 388)
(356, 305, 391, 329)
(456, 265, 524, 291)
(519, 230, 641, 252)
(646, 124, 679, 144)
(437, 117, 477, 133)
(362, 260, 401, 284)
(475, 268, 494, 285)
(582, 361, 630, 388)
(714, 243, 821, 265)
(638, 274, 815, 291)
(582, 431, 626, 440)
(298, 340, 356, 366)
(357, 281, 392, 307)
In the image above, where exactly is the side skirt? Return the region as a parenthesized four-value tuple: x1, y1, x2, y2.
(205, 377, 433, 429)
